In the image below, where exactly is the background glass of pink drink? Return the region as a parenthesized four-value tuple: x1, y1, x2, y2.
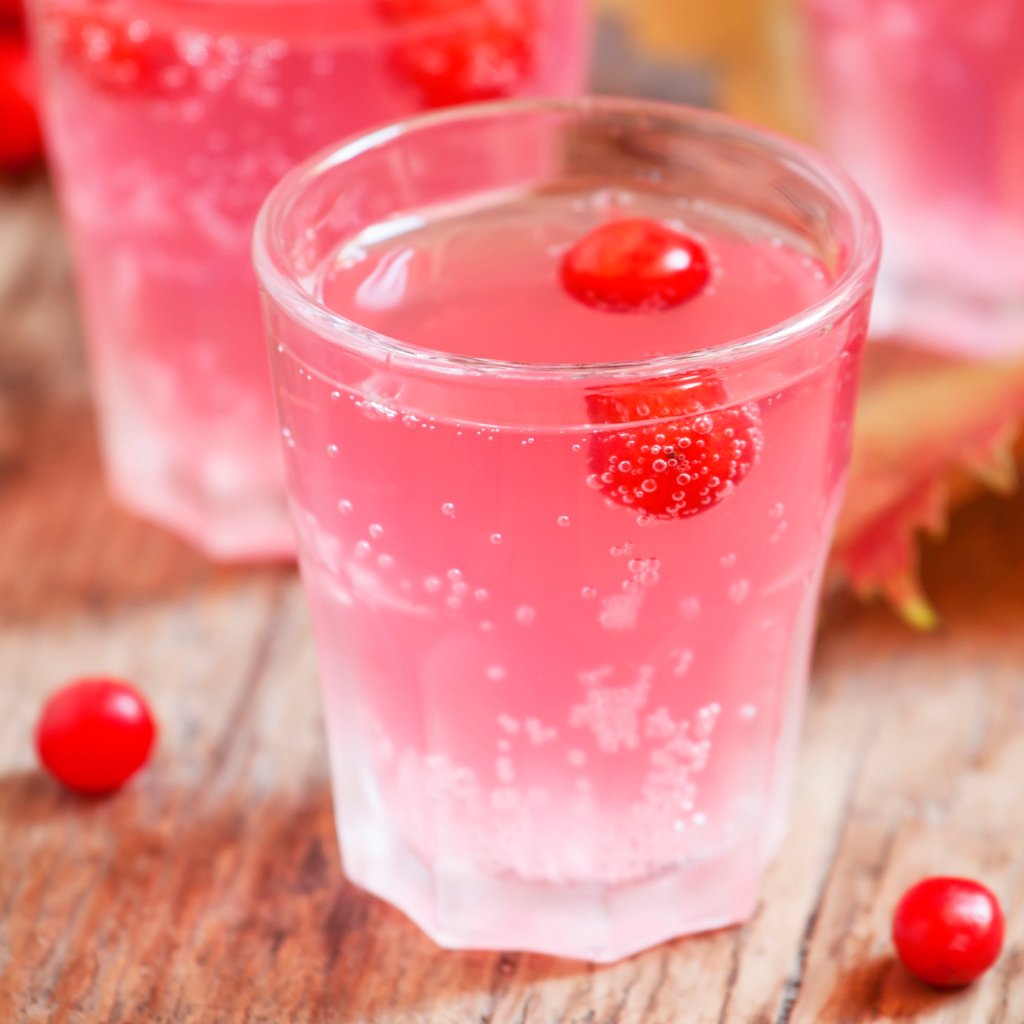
(26, 0, 590, 559)
(254, 98, 880, 960)
(802, 0, 1024, 358)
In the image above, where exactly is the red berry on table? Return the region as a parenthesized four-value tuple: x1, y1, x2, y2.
(0, 33, 43, 170)
(381, 0, 537, 108)
(35, 678, 157, 795)
(892, 877, 1005, 988)
(587, 372, 761, 520)
(561, 218, 711, 313)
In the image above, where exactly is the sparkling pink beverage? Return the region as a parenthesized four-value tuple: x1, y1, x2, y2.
(255, 99, 880, 960)
(802, 0, 1024, 358)
(27, 0, 589, 559)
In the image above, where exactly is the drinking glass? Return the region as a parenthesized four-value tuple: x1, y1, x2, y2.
(27, 0, 590, 559)
(802, 0, 1024, 358)
(254, 97, 880, 960)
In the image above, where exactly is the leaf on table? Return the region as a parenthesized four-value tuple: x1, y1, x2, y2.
(831, 343, 1024, 628)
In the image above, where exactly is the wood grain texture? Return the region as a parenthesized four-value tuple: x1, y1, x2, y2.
(2, 180, 1023, 1023)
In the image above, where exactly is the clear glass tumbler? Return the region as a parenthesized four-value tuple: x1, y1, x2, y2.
(27, 0, 590, 559)
(801, 0, 1024, 358)
(254, 97, 880, 960)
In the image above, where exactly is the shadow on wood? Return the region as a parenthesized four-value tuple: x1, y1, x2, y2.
(820, 954, 962, 1022)
(0, 401, 295, 625)
(0, 770, 589, 1023)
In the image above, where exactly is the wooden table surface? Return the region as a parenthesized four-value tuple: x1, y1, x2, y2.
(2, 166, 1024, 1024)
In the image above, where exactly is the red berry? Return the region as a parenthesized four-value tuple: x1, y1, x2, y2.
(35, 678, 157, 795)
(48, 11, 181, 95)
(561, 219, 711, 313)
(377, 0, 476, 19)
(0, 33, 43, 169)
(587, 372, 762, 520)
(382, 0, 537, 108)
(0, 0, 23, 29)
(892, 877, 1005, 988)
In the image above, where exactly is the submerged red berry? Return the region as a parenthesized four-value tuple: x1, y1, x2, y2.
(587, 372, 761, 520)
(48, 11, 181, 95)
(561, 218, 710, 313)
(892, 877, 1005, 988)
(381, 0, 537, 108)
(36, 678, 157, 795)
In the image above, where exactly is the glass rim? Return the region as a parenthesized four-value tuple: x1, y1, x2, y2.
(253, 95, 881, 383)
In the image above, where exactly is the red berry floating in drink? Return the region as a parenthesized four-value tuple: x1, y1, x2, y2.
(561, 218, 711, 313)
(36, 678, 157, 795)
(0, 33, 43, 169)
(892, 877, 1005, 988)
(587, 372, 762, 520)
(379, 0, 537, 108)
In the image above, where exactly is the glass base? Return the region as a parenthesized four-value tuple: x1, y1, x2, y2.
(106, 454, 295, 563)
(337, 806, 765, 963)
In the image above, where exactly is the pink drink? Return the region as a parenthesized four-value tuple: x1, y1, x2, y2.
(255, 100, 880, 959)
(27, 0, 589, 559)
(803, 0, 1024, 357)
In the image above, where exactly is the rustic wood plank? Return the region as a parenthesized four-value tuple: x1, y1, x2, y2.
(2, 170, 1023, 1024)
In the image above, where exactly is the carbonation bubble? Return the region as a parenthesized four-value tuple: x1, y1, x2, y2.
(441, 503, 456, 518)
(515, 606, 536, 625)
(489, 533, 503, 545)
(369, 524, 384, 539)
(337, 499, 353, 514)
(557, 516, 572, 528)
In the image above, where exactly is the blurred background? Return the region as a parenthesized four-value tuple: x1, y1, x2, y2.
(0, 0, 812, 462)
(1, 0, 1022, 610)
